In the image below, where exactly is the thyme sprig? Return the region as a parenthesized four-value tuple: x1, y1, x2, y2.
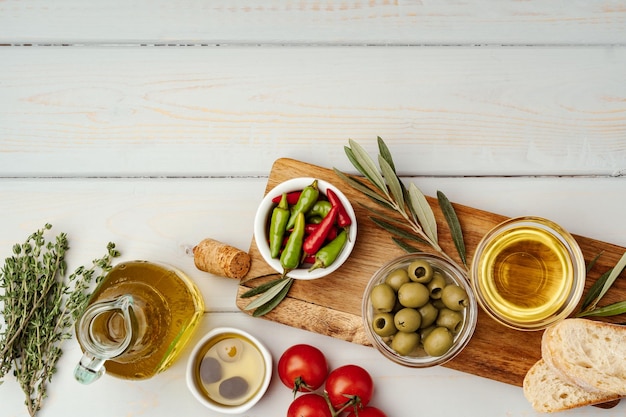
(0, 224, 120, 417)
(334, 137, 468, 277)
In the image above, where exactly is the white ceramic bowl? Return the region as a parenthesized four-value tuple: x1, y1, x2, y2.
(186, 327, 272, 414)
(254, 177, 357, 280)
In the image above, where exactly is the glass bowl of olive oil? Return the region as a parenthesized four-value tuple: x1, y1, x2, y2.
(471, 216, 586, 331)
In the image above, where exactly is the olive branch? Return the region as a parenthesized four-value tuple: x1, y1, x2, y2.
(334, 137, 469, 278)
(576, 251, 626, 319)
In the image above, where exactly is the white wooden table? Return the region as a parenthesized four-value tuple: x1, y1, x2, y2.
(1, 2, 625, 416)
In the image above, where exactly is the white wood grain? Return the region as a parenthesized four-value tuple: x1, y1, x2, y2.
(4, 311, 622, 417)
(0, 177, 624, 417)
(0, 177, 624, 312)
(2, 2, 626, 416)
(1, 0, 625, 45)
(1, 46, 625, 177)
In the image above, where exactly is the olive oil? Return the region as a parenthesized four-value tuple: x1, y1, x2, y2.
(473, 218, 584, 330)
(80, 261, 204, 379)
(193, 333, 266, 407)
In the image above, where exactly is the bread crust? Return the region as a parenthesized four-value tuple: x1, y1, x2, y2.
(523, 359, 619, 413)
(523, 318, 626, 412)
(542, 319, 626, 396)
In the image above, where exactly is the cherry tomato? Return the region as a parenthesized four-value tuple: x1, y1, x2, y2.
(287, 393, 333, 417)
(278, 344, 328, 393)
(324, 364, 374, 412)
(346, 406, 387, 417)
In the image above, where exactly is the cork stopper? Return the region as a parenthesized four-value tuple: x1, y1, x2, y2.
(192, 238, 251, 280)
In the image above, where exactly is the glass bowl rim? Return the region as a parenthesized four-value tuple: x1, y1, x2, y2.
(470, 216, 586, 331)
(361, 252, 478, 368)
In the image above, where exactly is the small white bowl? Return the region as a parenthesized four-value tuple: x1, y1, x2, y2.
(186, 327, 272, 414)
(254, 177, 357, 280)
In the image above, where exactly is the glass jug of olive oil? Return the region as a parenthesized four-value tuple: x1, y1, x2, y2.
(74, 260, 204, 384)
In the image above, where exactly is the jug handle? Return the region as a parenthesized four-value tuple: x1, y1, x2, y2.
(74, 294, 135, 384)
(74, 352, 107, 384)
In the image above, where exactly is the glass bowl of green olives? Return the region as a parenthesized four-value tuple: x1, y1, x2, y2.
(362, 253, 478, 368)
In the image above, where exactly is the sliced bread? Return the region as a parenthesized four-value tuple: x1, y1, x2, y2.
(523, 359, 620, 413)
(542, 318, 626, 396)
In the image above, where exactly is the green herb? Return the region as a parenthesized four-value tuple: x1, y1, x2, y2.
(240, 275, 293, 317)
(437, 191, 467, 266)
(576, 252, 626, 318)
(0, 224, 120, 417)
(334, 137, 468, 276)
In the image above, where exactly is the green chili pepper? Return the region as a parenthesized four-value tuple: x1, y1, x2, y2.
(306, 200, 332, 219)
(308, 216, 323, 225)
(308, 229, 348, 272)
(286, 180, 319, 230)
(280, 212, 306, 274)
(269, 193, 290, 258)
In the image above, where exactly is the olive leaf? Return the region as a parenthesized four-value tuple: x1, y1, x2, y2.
(578, 252, 626, 315)
(586, 251, 604, 274)
(333, 168, 389, 206)
(589, 252, 626, 310)
(243, 277, 292, 311)
(392, 238, 421, 254)
(335, 137, 470, 278)
(252, 278, 294, 317)
(407, 183, 438, 244)
(240, 275, 285, 298)
(358, 201, 404, 223)
(370, 217, 430, 246)
(377, 136, 396, 172)
(577, 300, 626, 318)
(579, 269, 612, 312)
(378, 155, 405, 213)
(437, 190, 467, 266)
(345, 139, 389, 197)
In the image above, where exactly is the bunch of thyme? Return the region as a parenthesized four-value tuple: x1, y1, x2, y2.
(0, 224, 120, 417)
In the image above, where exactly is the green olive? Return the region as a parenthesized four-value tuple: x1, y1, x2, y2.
(423, 326, 454, 357)
(385, 268, 410, 291)
(417, 302, 439, 329)
(419, 325, 436, 343)
(393, 308, 422, 333)
(397, 282, 430, 308)
(407, 260, 433, 283)
(441, 285, 469, 311)
(390, 330, 420, 356)
(372, 312, 397, 337)
(371, 283, 396, 313)
(427, 271, 446, 299)
(436, 308, 464, 332)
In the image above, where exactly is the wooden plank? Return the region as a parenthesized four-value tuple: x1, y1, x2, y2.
(1, 46, 625, 177)
(1, 1, 625, 45)
(238, 158, 626, 388)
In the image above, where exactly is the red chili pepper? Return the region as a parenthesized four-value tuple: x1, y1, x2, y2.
(305, 223, 319, 235)
(326, 226, 338, 241)
(271, 191, 302, 205)
(302, 254, 316, 264)
(305, 224, 338, 241)
(326, 189, 352, 228)
(302, 206, 338, 255)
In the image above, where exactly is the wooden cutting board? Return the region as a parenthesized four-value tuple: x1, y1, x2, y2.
(237, 158, 626, 391)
